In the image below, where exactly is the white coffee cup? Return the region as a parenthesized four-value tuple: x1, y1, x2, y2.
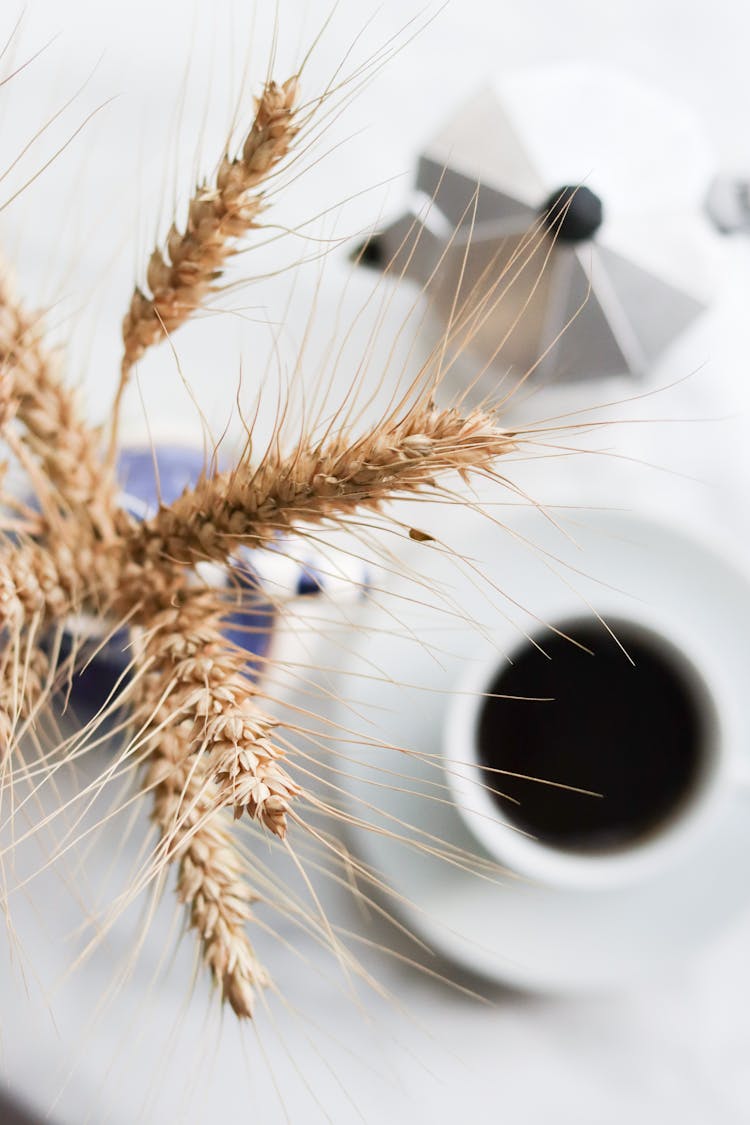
(444, 600, 746, 892)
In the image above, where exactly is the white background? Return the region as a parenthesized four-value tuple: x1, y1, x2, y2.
(2, 1, 750, 1122)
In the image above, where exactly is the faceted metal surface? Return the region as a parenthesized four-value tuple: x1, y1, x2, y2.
(358, 74, 713, 386)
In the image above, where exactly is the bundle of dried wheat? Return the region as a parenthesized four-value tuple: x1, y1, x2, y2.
(0, 68, 525, 1021)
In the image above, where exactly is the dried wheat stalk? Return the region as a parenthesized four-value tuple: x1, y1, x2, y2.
(126, 403, 516, 569)
(0, 639, 49, 760)
(138, 591, 284, 1017)
(144, 706, 269, 1018)
(0, 362, 15, 435)
(138, 590, 297, 837)
(0, 44, 544, 1029)
(115, 76, 299, 420)
(0, 539, 87, 633)
(0, 269, 117, 537)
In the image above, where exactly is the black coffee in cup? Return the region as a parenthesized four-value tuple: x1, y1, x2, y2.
(476, 618, 709, 853)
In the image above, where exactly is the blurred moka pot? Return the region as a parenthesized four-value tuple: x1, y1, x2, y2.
(358, 66, 718, 388)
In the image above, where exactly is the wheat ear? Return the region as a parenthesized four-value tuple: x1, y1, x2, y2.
(138, 592, 284, 1017)
(0, 269, 117, 538)
(139, 590, 297, 835)
(0, 539, 88, 633)
(145, 712, 268, 1018)
(0, 639, 49, 762)
(112, 76, 299, 445)
(126, 403, 517, 569)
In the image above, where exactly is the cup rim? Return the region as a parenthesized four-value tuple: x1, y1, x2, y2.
(443, 601, 737, 891)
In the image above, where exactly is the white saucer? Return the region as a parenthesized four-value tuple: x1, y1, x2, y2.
(322, 508, 750, 992)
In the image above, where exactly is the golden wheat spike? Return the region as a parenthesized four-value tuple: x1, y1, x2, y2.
(144, 710, 269, 1019)
(0, 636, 49, 766)
(110, 75, 300, 456)
(125, 403, 517, 570)
(138, 591, 281, 1018)
(138, 590, 296, 838)
(0, 268, 117, 537)
(0, 539, 84, 632)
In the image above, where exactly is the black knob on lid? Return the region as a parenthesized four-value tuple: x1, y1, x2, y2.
(353, 235, 385, 267)
(540, 184, 603, 243)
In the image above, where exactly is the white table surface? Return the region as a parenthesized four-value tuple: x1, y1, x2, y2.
(2, 1, 750, 1121)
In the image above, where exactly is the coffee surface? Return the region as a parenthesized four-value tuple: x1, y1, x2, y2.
(476, 619, 707, 852)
